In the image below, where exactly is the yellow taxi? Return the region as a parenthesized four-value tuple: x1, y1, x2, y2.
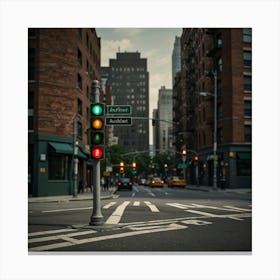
(149, 177, 164, 188)
(167, 176, 186, 188)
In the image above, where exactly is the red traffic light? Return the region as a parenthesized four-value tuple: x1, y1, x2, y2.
(194, 156, 199, 161)
(91, 147, 104, 159)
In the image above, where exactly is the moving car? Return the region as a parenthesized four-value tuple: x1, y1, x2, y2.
(167, 176, 186, 188)
(117, 177, 133, 191)
(149, 177, 164, 188)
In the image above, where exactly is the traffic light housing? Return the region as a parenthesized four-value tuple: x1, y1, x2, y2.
(90, 103, 105, 160)
(120, 161, 125, 173)
(181, 148, 187, 156)
(194, 155, 199, 165)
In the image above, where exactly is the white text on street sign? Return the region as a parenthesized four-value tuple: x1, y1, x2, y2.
(105, 117, 132, 126)
(106, 105, 131, 115)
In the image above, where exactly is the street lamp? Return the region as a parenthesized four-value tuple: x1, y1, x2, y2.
(200, 70, 218, 190)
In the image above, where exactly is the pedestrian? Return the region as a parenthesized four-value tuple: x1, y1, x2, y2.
(101, 177, 105, 191)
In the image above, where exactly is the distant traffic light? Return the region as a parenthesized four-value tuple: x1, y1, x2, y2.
(181, 148, 187, 156)
(120, 161, 125, 173)
(90, 103, 105, 160)
(132, 162, 136, 169)
(194, 155, 199, 165)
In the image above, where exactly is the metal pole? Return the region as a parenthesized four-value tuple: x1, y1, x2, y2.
(90, 80, 104, 225)
(213, 70, 218, 190)
(73, 119, 78, 197)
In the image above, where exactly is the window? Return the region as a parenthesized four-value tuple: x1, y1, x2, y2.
(244, 101, 252, 117)
(77, 73, 82, 90)
(28, 92, 34, 131)
(48, 154, 69, 180)
(78, 121, 83, 139)
(78, 48, 82, 66)
(243, 51, 252, 67)
(28, 48, 36, 80)
(244, 75, 252, 91)
(78, 99, 82, 115)
(244, 125, 252, 142)
(236, 152, 251, 176)
(243, 28, 252, 43)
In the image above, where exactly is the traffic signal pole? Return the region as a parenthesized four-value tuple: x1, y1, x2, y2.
(90, 80, 104, 226)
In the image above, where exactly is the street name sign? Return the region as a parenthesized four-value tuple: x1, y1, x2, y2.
(105, 117, 132, 126)
(106, 105, 131, 115)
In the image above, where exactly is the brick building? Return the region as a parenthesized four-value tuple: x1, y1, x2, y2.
(28, 28, 101, 196)
(173, 28, 252, 188)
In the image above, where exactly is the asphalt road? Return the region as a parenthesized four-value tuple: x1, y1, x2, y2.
(28, 185, 252, 252)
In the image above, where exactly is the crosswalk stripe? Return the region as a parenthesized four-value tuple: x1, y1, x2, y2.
(133, 201, 140, 206)
(144, 201, 159, 212)
(106, 201, 130, 224)
(103, 202, 117, 209)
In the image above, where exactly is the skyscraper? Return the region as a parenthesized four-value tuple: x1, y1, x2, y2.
(172, 36, 181, 87)
(107, 52, 149, 152)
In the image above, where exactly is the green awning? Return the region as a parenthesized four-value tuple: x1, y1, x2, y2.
(237, 152, 251, 160)
(77, 148, 87, 159)
(49, 142, 72, 154)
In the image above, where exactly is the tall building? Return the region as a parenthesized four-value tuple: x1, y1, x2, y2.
(172, 36, 181, 87)
(28, 28, 101, 196)
(174, 28, 252, 188)
(107, 52, 149, 152)
(157, 86, 173, 153)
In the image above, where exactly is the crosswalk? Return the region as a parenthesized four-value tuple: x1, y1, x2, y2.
(29, 201, 252, 252)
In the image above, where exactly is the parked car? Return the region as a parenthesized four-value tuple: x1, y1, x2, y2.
(167, 176, 186, 188)
(117, 177, 133, 191)
(149, 177, 164, 188)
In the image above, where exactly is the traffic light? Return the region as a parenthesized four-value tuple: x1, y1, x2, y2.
(132, 162, 136, 169)
(181, 148, 187, 156)
(90, 103, 105, 160)
(120, 161, 124, 173)
(194, 155, 199, 165)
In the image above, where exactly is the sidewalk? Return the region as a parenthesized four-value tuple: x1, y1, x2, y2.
(186, 184, 252, 194)
(28, 187, 118, 203)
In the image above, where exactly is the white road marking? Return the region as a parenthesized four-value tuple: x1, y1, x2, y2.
(42, 207, 92, 213)
(144, 201, 160, 212)
(133, 201, 140, 206)
(223, 205, 251, 212)
(105, 201, 130, 224)
(28, 228, 76, 237)
(103, 202, 117, 209)
(186, 210, 218, 218)
(29, 230, 95, 243)
(30, 223, 187, 251)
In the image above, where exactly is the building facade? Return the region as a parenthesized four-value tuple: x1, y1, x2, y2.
(174, 28, 252, 188)
(172, 36, 181, 87)
(107, 52, 149, 152)
(28, 28, 101, 196)
(157, 86, 173, 153)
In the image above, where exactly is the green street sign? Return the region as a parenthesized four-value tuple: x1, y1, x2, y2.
(106, 105, 131, 115)
(178, 163, 187, 169)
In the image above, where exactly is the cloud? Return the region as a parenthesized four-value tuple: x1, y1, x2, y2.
(100, 39, 133, 65)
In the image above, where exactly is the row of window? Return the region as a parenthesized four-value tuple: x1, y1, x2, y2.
(112, 67, 145, 72)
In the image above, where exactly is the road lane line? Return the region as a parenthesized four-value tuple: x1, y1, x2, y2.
(105, 201, 130, 224)
(28, 228, 76, 237)
(144, 201, 159, 212)
(29, 230, 95, 243)
(133, 201, 140, 206)
(223, 206, 251, 212)
(29, 223, 187, 251)
(103, 202, 117, 209)
(42, 207, 92, 213)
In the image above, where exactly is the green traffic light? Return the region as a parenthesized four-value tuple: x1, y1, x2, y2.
(91, 131, 104, 145)
(91, 103, 104, 116)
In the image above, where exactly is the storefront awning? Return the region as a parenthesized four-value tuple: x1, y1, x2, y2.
(49, 142, 72, 154)
(236, 152, 251, 160)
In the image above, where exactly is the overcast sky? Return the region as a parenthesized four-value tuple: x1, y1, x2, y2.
(96, 28, 182, 144)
